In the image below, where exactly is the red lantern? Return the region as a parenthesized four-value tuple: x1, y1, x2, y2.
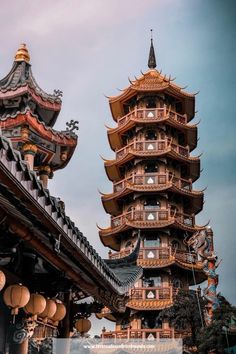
(3, 284, 30, 315)
(24, 293, 46, 319)
(51, 302, 66, 324)
(40, 298, 57, 322)
(75, 318, 91, 335)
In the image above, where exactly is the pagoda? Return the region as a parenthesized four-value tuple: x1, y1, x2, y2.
(0, 43, 78, 187)
(99, 36, 219, 340)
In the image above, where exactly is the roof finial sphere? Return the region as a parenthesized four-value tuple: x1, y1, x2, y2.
(15, 43, 30, 63)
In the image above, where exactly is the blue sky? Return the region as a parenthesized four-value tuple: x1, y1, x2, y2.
(0, 0, 235, 333)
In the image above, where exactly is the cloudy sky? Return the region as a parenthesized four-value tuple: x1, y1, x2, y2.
(0, 0, 235, 333)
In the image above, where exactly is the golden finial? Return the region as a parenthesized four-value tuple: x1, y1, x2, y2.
(14, 43, 30, 63)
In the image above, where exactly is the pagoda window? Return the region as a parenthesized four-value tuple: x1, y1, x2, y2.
(121, 319, 130, 330)
(144, 198, 160, 210)
(145, 129, 157, 140)
(144, 236, 161, 248)
(176, 101, 183, 114)
(146, 98, 156, 108)
(144, 162, 159, 173)
(143, 276, 162, 287)
(142, 315, 162, 329)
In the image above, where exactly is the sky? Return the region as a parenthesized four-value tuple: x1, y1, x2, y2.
(0, 0, 235, 334)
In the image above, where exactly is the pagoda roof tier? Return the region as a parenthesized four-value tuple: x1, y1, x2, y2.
(0, 135, 143, 311)
(107, 69, 196, 122)
(106, 107, 198, 152)
(0, 111, 77, 171)
(0, 44, 62, 127)
(98, 209, 208, 250)
(101, 173, 204, 216)
(103, 140, 200, 182)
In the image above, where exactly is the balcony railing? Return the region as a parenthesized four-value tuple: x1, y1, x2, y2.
(117, 107, 187, 127)
(130, 286, 173, 301)
(111, 209, 173, 229)
(109, 246, 198, 265)
(115, 138, 189, 161)
(102, 328, 175, 340)
(113, 172, 192, 194)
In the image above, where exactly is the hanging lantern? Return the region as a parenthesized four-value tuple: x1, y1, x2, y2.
(39, 298, 57, 322)
(3, 284, 30, 315)
(0, 270, 6, 291)
(75, 318, 91, 335)
(24, 293, 46, 319)
(51, 302, 66, 323)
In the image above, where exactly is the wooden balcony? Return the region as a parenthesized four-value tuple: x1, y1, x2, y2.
(109, 246, 202, 271)
(102, 172, 203, 216)
(102, 328, 175, 340)
(127, 286, 174, 310)
(117, 107, 187, 127)
(104, 137, 200, 182)
(115, 138, 189, 161)
(113, 172, 193, 193)
(107, 107, 198, 152)
(99, 208, 203, 242)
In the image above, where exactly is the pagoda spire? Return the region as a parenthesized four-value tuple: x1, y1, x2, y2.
(14, 43, 30, 63)
(148, 29, 156, 69)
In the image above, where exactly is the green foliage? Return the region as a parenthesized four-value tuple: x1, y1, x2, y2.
(196, 295, 236, 354)
(160, 291, 236, 353)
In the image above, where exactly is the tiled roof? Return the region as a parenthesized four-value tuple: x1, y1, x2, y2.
(0, 134, 142, 295)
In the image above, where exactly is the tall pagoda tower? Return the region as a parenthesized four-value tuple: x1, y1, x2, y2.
(0, 44, 78, 186)
(99, 37, 218, 340)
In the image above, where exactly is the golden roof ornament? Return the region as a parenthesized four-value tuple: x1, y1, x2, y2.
(14, 43, 30, 63)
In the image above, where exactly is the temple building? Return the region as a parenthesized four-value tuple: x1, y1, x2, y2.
(99, 37, 219, 340)
(0, 45, 142, 354)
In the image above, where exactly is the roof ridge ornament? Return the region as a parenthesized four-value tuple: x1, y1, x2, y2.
(148, 29, 157, 69)
(15, 43, 30, 63)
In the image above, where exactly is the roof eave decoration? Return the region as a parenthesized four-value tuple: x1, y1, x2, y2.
(0, 44, 63, 127)
(108, 69, 195, 122)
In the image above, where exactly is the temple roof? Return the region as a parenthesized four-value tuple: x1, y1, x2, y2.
(0, 134, 142, 306)
(0, 44, 62, 127)
(108, 69, 196, 121)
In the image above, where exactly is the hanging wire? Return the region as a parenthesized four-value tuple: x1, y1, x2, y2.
(185, 232, 205, 328)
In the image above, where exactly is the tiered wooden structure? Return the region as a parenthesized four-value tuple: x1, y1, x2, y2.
(99, 38, 209, 340)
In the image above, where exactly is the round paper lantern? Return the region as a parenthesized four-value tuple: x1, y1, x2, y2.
(75, 318, 91, 334)
(0, 270, 6, 291)
(51, 302, 66, 322)
(24, 293, 46, 318)
(3, 284, 30, 315)
(39, 298, 57, 322)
